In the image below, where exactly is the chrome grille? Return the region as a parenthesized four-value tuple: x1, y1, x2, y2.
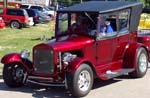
(34, 49, 54, 74)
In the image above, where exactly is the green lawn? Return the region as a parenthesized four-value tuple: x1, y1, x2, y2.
(0, 22, 55, 75)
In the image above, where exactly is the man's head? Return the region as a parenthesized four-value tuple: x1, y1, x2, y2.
(105, 19, 111, 25)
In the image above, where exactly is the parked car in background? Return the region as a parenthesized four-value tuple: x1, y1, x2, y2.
(20, 4, 55, 19)
(0, 8, 30, 29)
(38, 11, 51, 23)
(138, 13, 150, 29)
(25, 9, 41, 25)
(28, 17, 34, 26)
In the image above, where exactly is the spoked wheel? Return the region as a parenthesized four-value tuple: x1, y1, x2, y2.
(3, 63, 27, 88)
(10, 21, 21, 29)
(67, 63, 93, 97)
(129, 48, 148, 78)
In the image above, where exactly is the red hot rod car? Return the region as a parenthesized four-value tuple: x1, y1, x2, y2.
(1, 1, 149, 97)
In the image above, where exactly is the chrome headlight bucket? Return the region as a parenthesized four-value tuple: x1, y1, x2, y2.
(20, 49, 30, 59)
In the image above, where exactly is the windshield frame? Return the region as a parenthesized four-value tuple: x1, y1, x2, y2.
(55, 11, 98, 38)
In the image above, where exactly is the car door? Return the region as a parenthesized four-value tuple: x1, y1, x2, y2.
(111, 9, 131, 71)
(95, 14, 118, 75)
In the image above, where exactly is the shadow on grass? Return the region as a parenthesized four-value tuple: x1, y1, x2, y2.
(30, 38, 41, 41)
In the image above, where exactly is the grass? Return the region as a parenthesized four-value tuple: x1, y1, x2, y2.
(0, 21, 55, 75)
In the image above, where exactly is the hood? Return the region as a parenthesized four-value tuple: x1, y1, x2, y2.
(41, 35, 95, 52)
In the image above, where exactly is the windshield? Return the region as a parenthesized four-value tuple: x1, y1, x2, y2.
(57, 12, 98, 37)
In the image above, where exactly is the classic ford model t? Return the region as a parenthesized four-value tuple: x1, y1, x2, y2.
(1, 1, 149, 97)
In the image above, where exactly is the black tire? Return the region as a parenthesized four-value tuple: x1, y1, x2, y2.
(10, 21, 21, 29)
(129, 48, 148, 78)
(67, 63, 93, 97)
(3, 63, 27, 88)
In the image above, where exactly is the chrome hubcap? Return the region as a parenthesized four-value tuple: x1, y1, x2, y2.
(139, 53, 147, 73)
(78, 70, 91, 92)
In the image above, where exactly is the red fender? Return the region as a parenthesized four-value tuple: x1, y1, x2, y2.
(1, 53, 22, 64)
(67, 57, 90, 73)
(123, 43, 148, 69)
(1, 53, 33, 71)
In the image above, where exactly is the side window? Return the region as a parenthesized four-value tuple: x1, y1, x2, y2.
(0, 9, 3, 14)
(97, 13, 117, 40)
(118, 10, 130, 33)
(16, 10, 24, 16)
(6, 9, 17, 15)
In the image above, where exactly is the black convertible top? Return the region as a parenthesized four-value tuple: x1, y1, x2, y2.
(58, 1, 142, 13)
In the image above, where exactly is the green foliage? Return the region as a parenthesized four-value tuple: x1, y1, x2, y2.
(0, 23, 54, 74)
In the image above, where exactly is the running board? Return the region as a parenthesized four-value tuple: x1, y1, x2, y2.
(101, 68, 134, 80)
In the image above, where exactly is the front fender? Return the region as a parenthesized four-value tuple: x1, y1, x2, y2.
(1, 53, 22, 64)
(67, 57, 89, 73)
(1, 53, 33, 71)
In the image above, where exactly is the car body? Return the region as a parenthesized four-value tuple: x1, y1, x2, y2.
(25, 9, 41, 25)
(37, 11, 51, 23)
(1, 1, 149, 97)
(0, 8, 30, 29)
(20, 4, 55, 18)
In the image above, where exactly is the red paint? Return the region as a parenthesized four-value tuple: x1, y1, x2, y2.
(1, 3, 148, 82)
(0, 17, 5, 29)
(0, 8, 29, 27)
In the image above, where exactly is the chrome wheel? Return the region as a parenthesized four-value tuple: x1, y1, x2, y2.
(67, 64, 93, 97)
(139, 53, 147, 73)
(78, 70, 91, 92)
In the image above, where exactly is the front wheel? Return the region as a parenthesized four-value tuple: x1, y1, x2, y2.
(67, 63, 93, 97)
(3, 63, 27, 88)
(129, 48, 148, 78)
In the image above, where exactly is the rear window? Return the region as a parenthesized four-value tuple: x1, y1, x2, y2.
(6, 9, 25, 16)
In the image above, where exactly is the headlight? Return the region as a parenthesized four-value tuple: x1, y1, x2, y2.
(20, 49, 30, 59)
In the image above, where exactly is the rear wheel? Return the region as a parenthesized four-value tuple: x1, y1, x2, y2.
(129, 48, 148, 78)
(10, 21, 21, 29)
(67, 63, 93, 97)
(3, 63, 27, 88)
